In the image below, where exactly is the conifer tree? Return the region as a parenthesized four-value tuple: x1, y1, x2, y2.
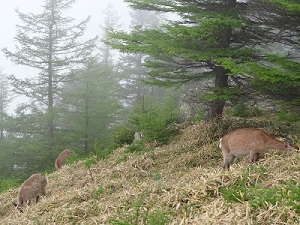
(99, 2, 122, 65)
(58, 60, 121, 152)
(106, 0, 300, 121)
(118, 9, 166, 107)
(0, 69, 11, 139)
(2, 0, 97, 145)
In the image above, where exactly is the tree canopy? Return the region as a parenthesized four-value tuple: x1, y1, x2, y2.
(106, 0, 300, 120)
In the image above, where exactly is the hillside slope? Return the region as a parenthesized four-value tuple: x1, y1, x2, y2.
(1, 121, 300, 224)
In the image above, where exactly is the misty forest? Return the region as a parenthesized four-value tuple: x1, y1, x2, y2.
(0, 0, 300, 224)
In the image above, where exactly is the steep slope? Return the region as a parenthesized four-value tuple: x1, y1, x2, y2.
(1, 121, 300, 224)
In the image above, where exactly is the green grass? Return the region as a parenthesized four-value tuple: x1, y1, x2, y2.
(109, 199, 171, 225)
(0, 178, 19, 193)
(220, 167, 300, 214)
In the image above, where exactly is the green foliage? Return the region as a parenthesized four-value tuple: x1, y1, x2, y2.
(220, 169, 257, 203)
(112, 126, 134, 146)
(190, 110, 206, 122)
(229, 101, 263, 118)
(60, 61, 122, 152)
(220, 167, 300, 214)
(131, 107, 178, 144)
(125, 141, 148, 153)
(94, 147, 113, 160)
(278, 111, 300, 122)
(131, 90, 180, 144)
(108, 0, 300, 120)
(0, 177, 19, 193)
(264, 0, 300, 12)
(202, 87, 242, 102)
(84, 157, 97, 169)
(66, 151, 79, 165)
(153, 172, 161, 183)
(93, 185, 104, 199)
(109, 199, 171, 225)
(146, 210, 171, 225)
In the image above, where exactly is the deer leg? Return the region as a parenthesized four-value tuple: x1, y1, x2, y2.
(223, 154, 236, 170)
(250, 151, 260, 163)
(36, 195, 40, 203)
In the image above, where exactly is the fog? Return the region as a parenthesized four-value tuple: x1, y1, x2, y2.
(0, 0, 130, 79)
(0, 0, 130, 112)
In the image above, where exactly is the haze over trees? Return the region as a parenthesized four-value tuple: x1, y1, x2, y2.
(0, 0, 299, 186)
(107, 0, 300, 121)
(2, 0, 97, 147)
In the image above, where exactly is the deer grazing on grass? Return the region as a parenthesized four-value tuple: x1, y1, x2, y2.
(219, 128, 299, 170)
(13, 173, 47, 211)
(55, 149, 73, 170)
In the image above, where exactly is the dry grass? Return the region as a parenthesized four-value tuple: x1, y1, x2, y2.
(1, 120, 300, 224)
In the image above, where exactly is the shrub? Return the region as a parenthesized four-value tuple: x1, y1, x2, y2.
(112, 126, 134, 146)
(278, 110, 300, 122)
(125, 141, 148, 153)
(131, 107, 179, 144)
(0, 177, 19, 193)
(230, 101, 263, 118)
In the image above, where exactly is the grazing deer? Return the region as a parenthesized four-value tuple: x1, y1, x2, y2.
(55, 149, 73, 170)
(219, 128, 299, 170)
(13, 173, 47, 211)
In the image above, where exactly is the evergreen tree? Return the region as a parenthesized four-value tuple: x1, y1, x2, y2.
(118, 9, 166, 108)
(58, 60, 121, 152)
(0, 69, 11, 139)
(244, 0, 300, 108)
(106, 0, 300, 121)
(2, 0, 97, 146)
(99, 2, 122, 65)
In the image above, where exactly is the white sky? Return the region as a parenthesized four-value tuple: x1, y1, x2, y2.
(0, 0, 131, 112)
(0, 0, 130, 78)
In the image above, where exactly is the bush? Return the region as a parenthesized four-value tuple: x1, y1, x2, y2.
(125, 141, 148, 153)
(278, 110, 300, 122)
(230, 101, 263, 118)
(131, 107, 179, 144)
(0, 178, 19, 193)
(112, 126, 134, 146)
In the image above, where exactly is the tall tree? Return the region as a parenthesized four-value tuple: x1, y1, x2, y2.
(58, 60, 121, 152)
(0, 69, 11, 139)
(2, 0, 97, 146)
(106, 0, 300, 121)
(244, 0, 300, 109)
(118, 9, 166, 107)
(99, 2, 122, 65)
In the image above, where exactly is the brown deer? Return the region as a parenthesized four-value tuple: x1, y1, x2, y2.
(219, 128, 299, 170)
(13, 173, 47, 211)
(55, 149, 73, 170)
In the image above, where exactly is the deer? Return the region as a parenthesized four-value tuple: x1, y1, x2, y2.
(219, 128, 299, 170)
(13, 173, 47, 211)
(55, 149, 73, 170)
